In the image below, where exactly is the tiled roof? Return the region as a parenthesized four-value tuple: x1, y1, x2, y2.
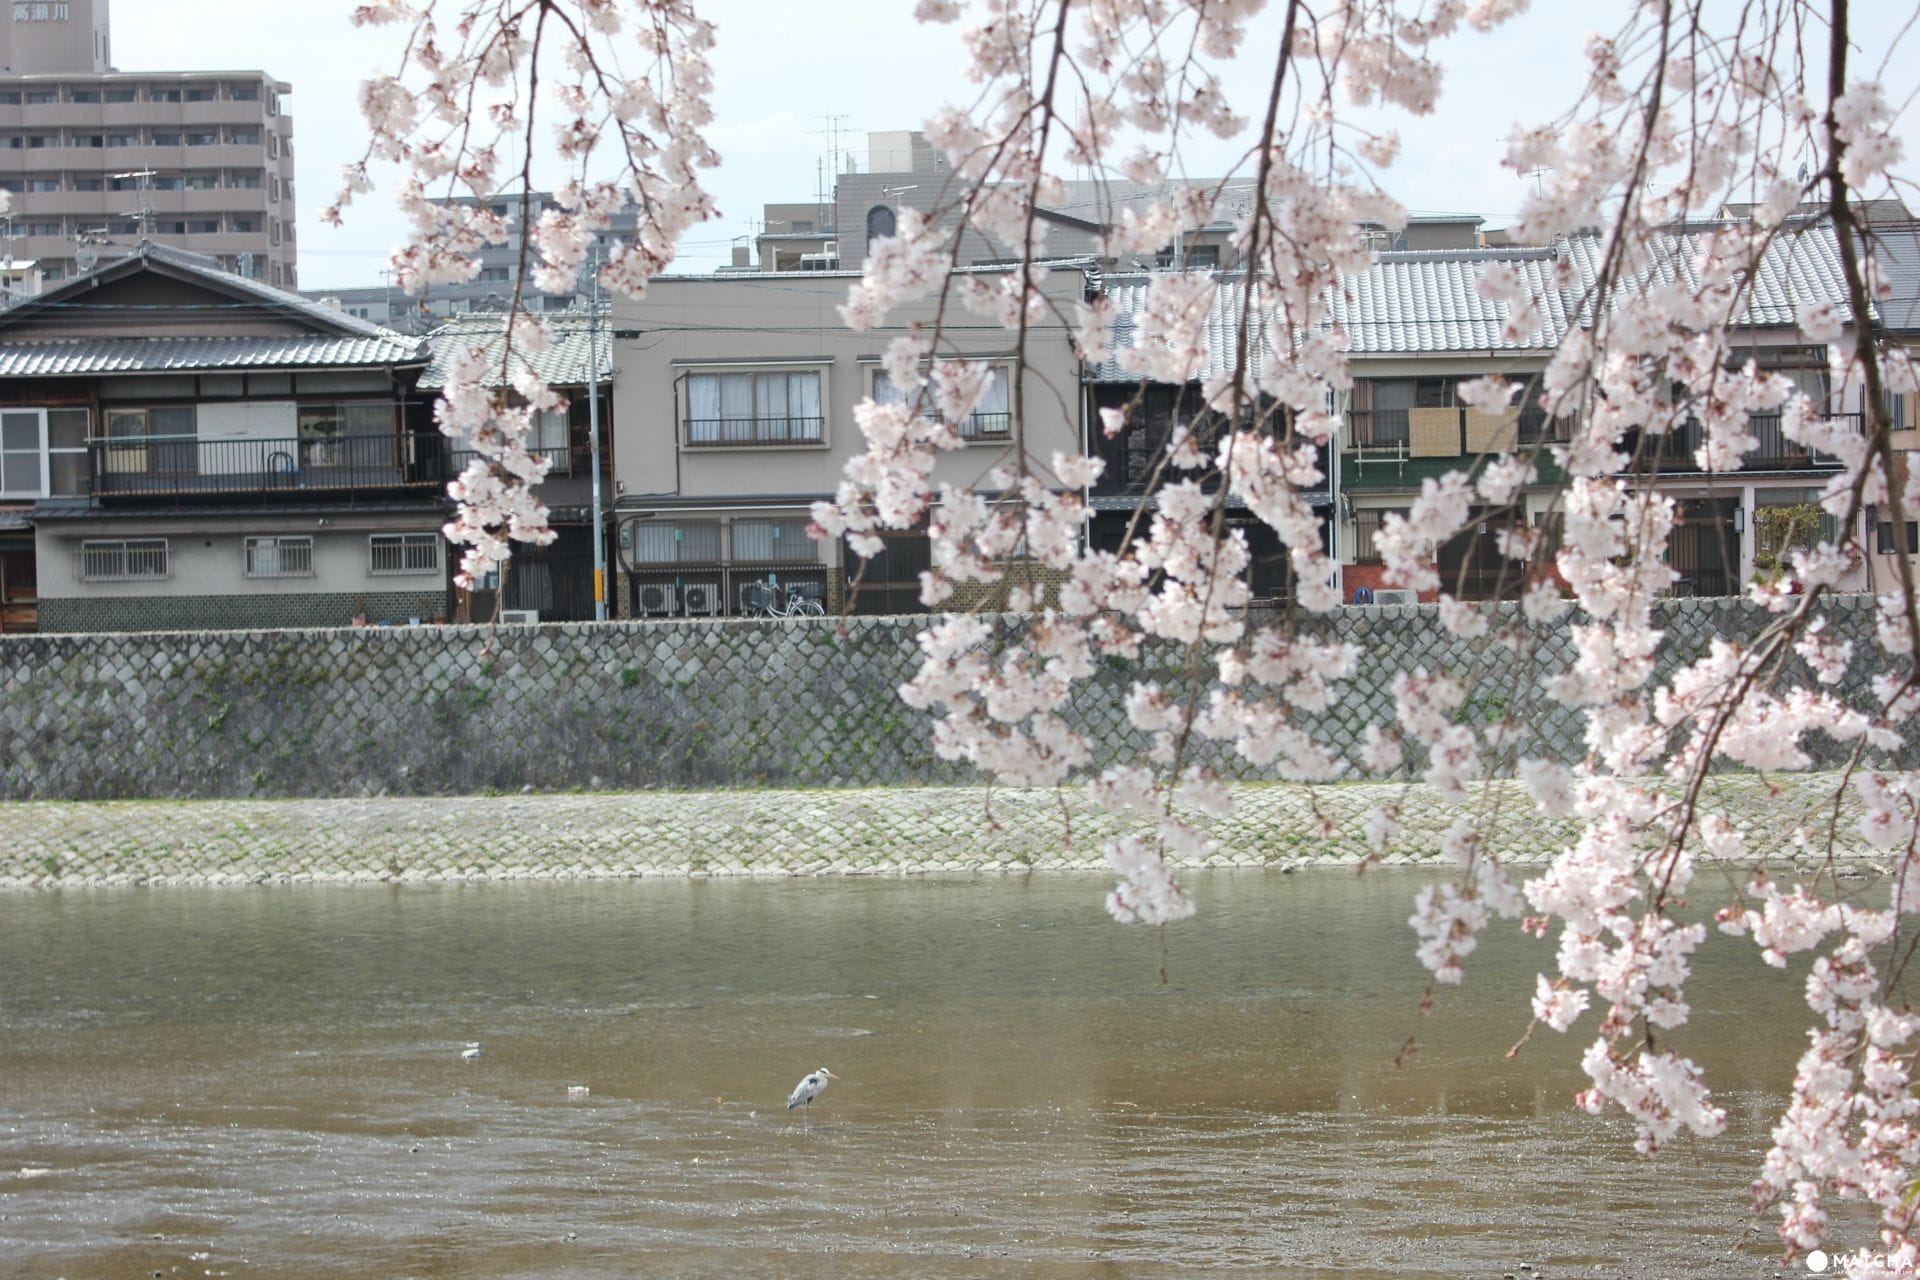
(0, 333, 426, 377)
(1090, 223, 1861, 382)
(1556, 223, 1862, 329)
(129, 242, 406, 341)
(1330, 247, 1571, 355)
(1088, 274, 1271, 384)
(419, 312, 615, 390)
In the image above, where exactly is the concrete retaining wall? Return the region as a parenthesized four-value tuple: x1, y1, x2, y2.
(0, 596, 1896, 801)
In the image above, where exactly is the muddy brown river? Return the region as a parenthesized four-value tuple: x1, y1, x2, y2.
(0, 868, 1855, 1277)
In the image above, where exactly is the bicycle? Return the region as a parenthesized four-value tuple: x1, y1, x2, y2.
(743, 580, 825, 618)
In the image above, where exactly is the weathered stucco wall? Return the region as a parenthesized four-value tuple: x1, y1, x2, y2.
(0, 596, 1899, 801)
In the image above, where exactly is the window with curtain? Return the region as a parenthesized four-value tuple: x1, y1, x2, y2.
(685, 371, 823, 445)
(875, 366, 1010, 441)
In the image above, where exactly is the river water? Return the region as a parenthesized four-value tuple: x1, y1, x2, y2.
(0, 868, 1850, 1278)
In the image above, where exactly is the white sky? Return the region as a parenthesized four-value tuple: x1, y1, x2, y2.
(109, 1, 1920, 291)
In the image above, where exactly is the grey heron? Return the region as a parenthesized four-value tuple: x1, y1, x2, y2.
(786, 1067, 838, 1111)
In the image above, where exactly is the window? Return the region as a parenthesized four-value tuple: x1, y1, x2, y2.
(230, 83, 260, 102)
(0, 92, 19, 105)
(104, 406, 196, 476)
(232, 171, 262, 188)
(25, 134, 49, 149)
(0, 410, 43, 497)
(0, 136, 17, 151)
(187, 219, 218, 234)
(150, 176, 182, 191)
(1879, 521, 1920, 555)
(71, 177, 101, 191)
(103, 88, 135, 104)
(184, 173, 217, 190)
(231, 216, 259, 233)
(27, 220, 60, 235)
(77, 539, 170, 583)
(866, 205, 896, 246)
(69, 89, 100, 104)
(105, 132, 136, 148)
(25, 178, 59, 194)
(1350, 508, 1406, 564)
(230, 127, 261, 146)
(186, 87, 216, 103)
(186, 131, 217, 146)
(369, 533, 441, 576)
(271, 219, 282, 245)
(477, 265, 510, 283)
(150, 87, 182, 103)
(72, 133, 102, 148)
(731, 517, 814, 562)
(627, 519, 721, 563)
(268, 133, 278, 159)
(685, 370, 824, 445)
(874, 366, 1011, 441)
(298, 402, 394, 466)
(244, 536, 313, 578)
(0, 407, 89, 497)
(151, 132, 181, 146)
(25, 91, 56, 105)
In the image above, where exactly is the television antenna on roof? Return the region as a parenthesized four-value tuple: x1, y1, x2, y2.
(110, 169, 158, 239)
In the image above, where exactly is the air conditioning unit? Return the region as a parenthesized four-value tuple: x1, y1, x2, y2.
(682, 582, 720, 616)
(636, 583, 678, 617)
(499, 609, 540, 625)
(1371, 588, 1419, 606)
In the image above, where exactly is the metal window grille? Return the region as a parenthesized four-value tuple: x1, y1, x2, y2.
(369, 533, 441, 575)
(730, 517, 813, 562)
(244, 536, 314, 578)
(76, 538, 169, 582)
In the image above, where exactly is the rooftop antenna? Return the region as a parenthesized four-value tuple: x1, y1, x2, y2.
(111, 169, 157, 240)
(809, 113, 851, 223)
(880, 185, 917, 199)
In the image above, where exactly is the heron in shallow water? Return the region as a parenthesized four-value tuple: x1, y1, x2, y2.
(786, 1067, 838, 1111)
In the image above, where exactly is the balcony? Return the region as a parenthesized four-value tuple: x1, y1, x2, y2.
(1638, 412, 1851, 473)
(88, 431, 454, 506)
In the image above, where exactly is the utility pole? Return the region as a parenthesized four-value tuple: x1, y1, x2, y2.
(587, 245, 607, 622)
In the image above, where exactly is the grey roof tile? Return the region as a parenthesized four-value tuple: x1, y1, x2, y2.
(0, 333, 426, 377)
(1090, 223, 1861, 383)
(419, 312, 616, 390)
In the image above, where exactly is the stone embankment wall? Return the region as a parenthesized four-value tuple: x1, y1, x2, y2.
(0, 596, 1895, 801)
(0, 776, 1873, 889)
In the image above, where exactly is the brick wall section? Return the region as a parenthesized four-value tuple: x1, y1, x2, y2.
(0, 596, 1899, 800)
(38, 591, 448, 635)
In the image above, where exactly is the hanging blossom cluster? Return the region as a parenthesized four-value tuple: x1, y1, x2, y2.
(335, 0, 718, 590)
(806, 0, 1920, 1270)
(357, 0, 1919, 1269)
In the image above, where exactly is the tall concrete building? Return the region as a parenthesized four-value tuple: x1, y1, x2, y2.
(0, 0, 296, 289)
(307, 192, 643, 333)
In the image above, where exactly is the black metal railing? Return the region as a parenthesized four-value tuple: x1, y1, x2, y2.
(959, 411, 1013, 442)
(1642, 412, 1851, 472)
(91, 432, 454, 502)
(685, 417, 826, 446)
(1347, 408, 1410, 448)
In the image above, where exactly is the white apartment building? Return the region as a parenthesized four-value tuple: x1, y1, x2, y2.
(0, 0, 296, 289)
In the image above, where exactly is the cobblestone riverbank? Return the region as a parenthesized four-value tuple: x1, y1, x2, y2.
(0, 774, 1883, 889)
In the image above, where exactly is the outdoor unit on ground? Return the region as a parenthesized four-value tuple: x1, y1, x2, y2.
(636, 584, 678, 617)
(682, 583, 720, 616)
(1370, 588, 1419, 606)
(499, 609, 540, 625)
